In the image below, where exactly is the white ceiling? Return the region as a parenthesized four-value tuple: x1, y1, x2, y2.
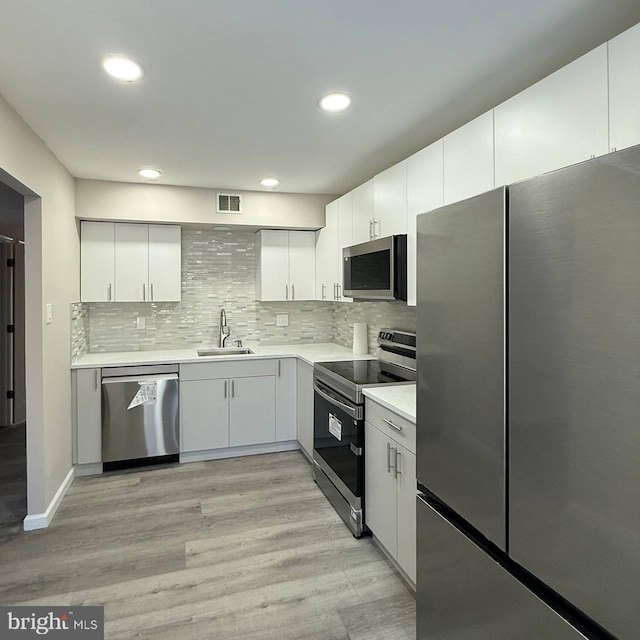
(1, 1, 640, 195)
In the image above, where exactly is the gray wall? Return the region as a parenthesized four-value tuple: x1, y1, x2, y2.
(73, 228, 415, 356)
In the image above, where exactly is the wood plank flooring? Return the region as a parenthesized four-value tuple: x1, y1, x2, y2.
(0, 451, 416, 639)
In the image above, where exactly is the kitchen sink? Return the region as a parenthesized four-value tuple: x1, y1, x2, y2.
(197, 347, 254, 357)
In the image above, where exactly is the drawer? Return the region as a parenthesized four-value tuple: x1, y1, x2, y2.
(180, 359, 276, 381)
(365, 398, 416, 454)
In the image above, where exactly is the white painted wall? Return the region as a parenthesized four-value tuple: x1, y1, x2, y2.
(0, 93, 78, 517)
(75, 179, 332, 230)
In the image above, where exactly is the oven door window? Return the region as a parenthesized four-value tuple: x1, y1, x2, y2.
(344, 249, 391, 291)
(314, 388, 363, 498)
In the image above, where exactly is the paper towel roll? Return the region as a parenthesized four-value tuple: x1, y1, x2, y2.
(353, 322, 368, 355)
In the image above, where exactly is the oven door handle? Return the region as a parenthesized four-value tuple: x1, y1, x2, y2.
(313, 382, 359, 419)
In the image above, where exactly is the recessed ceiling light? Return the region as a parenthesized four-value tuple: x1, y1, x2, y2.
(260, 177, 280, 188)
(102, 55, 144, 82)
(138, 168, 162, 179)
(319, 92, 352, 113)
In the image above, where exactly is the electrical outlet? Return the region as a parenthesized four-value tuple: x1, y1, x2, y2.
(46, 303, 53, 324)
(276, 314, 289, 327)
(136, 317, 146, 330)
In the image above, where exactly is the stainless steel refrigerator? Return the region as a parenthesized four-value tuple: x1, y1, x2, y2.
(416, 146, 640, 640)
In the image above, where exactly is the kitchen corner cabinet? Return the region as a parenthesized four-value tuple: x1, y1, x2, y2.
(443, 111, 494, 205)
(74, 368, 102, 464)
(406, 140, 444, 307)
(495, 45, 609, 187)
(365, 406, 417, 583)
(609, 23, 640, 153)
(337, 193, 353, 302)
(275, 358, 297, 441)
(315, 198, 351, 302)
(351, 179, 374, 245)
(255, 230, 316, 302)
(81, 221, 181, 302)
(373, 161, 408, 238)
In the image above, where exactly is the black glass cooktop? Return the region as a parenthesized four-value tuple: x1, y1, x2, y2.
(315, 360, 402, 386)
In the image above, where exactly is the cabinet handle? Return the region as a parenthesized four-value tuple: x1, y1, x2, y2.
(94, 370, 99, 391)
(142, 283, 146, 301)
(292, 284, 295, 300)
(278, 360, 281, 377)
(231, 380, 235, 398)
(224, 380, 228, 399)
(333, 283, 337, 300)
(373, 218, 380, 238)
(387, 442, 396, 474)
(285, 284, 289, 300)
(150, 283, 154, 301)
(108, 283, 112, 301)
(369, 219, 373, 240)
(395, 449, 402, 479)
(337, 283, 342, 300)
(322, 283, 326, 300)
(383, 418, 403, 432)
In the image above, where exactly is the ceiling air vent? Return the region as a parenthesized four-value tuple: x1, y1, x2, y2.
(217, 193, 243, 214)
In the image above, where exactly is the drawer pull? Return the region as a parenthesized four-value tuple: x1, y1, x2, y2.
(383, 418, 403, 432)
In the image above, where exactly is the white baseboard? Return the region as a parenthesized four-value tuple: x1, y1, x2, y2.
(23, 467, 75, 531)
(180, 440, 300, 464)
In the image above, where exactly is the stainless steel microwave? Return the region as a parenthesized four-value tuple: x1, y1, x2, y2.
(343, 235, 407, 301)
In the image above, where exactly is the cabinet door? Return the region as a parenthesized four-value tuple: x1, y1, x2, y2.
(444, 111, 494, 205)
(406, 141, 444, 307)
(495, 45, 609, 187)
(609, 23, 640, 153)
(148, 224, 181, 302)
(80, 221, 115, 302)
(316, 201, 338, 301)
(337, 193, 354, 302)
(374, 161, 407, 238)
(230, 375, 276, 447)
(115, 223, 149, 302)
(256, 230, 290, 301)
(180, 379, 230, 452)
(288, 231, 316, 301)
(396, 444, 417, 583)
(76, 368, 102, 464)
(275, 358, 297, 441)
(365, 422, 398, 557)
(296, 360, 314, 457)
(352, 180, 374, 245)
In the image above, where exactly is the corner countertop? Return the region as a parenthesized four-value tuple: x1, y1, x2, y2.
(363, 384, 416, 423)
(71, 342, 375, 370)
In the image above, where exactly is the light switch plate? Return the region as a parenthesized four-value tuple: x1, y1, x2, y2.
(276, 314, 289, 327)
(136, 317, 146, 330)
(46, 303, 53, 324)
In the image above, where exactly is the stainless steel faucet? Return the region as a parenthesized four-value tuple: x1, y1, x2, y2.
(219, 308, 230, 348)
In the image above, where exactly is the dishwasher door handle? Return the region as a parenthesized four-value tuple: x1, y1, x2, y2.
(101, 373, 179, 384)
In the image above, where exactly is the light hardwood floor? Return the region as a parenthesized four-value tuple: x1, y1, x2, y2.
(0, 451, 416, 639)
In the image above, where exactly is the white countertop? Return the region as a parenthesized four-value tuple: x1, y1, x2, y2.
(363, 384, 416, 423)
(71, 342, 375, 370)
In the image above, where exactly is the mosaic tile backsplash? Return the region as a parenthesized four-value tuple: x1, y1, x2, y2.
(72, 229, 415, 356)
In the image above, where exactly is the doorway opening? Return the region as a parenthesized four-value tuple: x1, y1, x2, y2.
(0, 180, 25, 541)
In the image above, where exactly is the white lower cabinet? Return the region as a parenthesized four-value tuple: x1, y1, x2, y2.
(275, 358, 297, 441)
(229, 375, 276, 447)
(365, 420, 417, 583)
(296, 360, 314, 457)
(180, 379, 230, 452)
(74, 368, 102, 465)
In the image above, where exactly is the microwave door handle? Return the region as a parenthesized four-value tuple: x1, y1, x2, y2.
(313, 382, 358, 419)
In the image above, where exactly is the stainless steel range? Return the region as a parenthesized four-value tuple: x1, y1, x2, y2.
(313, 328, 416, 537)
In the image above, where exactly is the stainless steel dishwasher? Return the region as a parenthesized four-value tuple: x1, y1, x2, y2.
(101, 365, 179, 469)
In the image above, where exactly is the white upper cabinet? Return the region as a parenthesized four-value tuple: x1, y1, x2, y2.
(255, 230, 316, 301)
(406, 140, 444, 307)
(374, 161, 407, 238)
(289, 231, 316, 301)
(495, 45, 609, 186)
(81, 221, 115, 302)
(81, 221, 181, 303)
(609, 23, 640, 153)
(337, 193, 353, 302)
(316, 201, 338, 301)
(351, 179, 374, 246)
(444, 111, 495, 205)
(148, 225, 182, 302)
